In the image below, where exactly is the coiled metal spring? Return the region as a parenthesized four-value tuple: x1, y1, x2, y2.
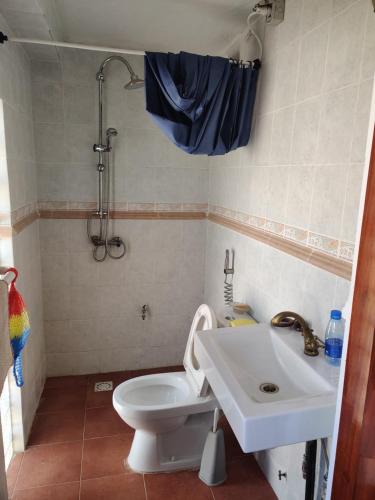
(224, 280, 233, 306)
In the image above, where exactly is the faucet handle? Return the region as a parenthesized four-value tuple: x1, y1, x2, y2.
(313, 335, 325, 349)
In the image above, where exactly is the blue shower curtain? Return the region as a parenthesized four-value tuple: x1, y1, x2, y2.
(144, 51, 260, 156)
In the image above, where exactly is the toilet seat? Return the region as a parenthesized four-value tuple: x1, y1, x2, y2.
(183, 304, 217, 397)
(113, 372, 217, 421)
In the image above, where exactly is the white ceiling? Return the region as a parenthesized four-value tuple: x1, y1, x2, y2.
(0, 0, 253, 60)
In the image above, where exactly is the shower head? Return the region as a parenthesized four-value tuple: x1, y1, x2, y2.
(124, 74, 144, 90)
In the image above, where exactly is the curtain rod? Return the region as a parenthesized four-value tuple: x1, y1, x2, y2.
(0, 33, 145, 56)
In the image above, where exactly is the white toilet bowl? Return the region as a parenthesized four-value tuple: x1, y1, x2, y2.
(113, 304, 219, 473)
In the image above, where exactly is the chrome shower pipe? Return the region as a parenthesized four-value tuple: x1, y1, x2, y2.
(96, 74, 105, 222)
(89, 55, 144, 261)
(97, 55, 138, 82)
(94, 55, 143, 220)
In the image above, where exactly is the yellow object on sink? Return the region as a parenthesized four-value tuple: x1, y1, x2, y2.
(229, 318, 257, 328)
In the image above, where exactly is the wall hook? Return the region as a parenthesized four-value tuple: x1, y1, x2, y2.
(141, 304, 149, 320)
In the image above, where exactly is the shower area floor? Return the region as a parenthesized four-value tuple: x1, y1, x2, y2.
(6, 366, 275, 500)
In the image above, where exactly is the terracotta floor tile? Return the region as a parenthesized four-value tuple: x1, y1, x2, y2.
(44, 375, 88, 389)
(211, 457, 276, 500)
(6, 453, 24, 497)
(127, 366, 184, 378)
(81, 434, 134, 480)
(16, 442, 82, 490)
(80, 473, 146, 500)
(12, 482, 80, 500)
(18, 369, 276, 500)
(144, 470, 213, 500)
(85, 406, 133, 439)
(37, 387, 87, 414)
(87, 371, 131, 383)
(28, 410, 84, 446)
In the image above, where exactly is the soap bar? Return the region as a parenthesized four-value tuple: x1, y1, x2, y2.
(229, 318, 257, 327)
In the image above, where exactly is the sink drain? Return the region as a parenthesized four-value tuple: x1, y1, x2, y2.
(259, 382, 279, 394)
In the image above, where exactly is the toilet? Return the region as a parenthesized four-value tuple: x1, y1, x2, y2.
(113, 304, 219, 473)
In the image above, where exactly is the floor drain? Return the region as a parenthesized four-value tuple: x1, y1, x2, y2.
(259, 382, 279, 394)
(94, 381, 113, 392)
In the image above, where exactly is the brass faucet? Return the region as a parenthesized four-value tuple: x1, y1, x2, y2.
(271, 311, 323, 357)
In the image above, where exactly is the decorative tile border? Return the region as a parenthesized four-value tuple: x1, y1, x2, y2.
(3, 201, 354, 280)
(4, 202, 208, 233)
(39, 209, 206, 220)
(209, 205, 351, 260)
(208, 211, 352, 281)
(12, 211, 39, 234)
(307, 232, 339, 256)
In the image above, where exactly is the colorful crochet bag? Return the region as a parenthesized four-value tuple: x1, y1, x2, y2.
(5, 267, 31, 387)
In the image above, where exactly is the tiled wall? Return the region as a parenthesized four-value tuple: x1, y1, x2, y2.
(40, 218, 206, 375)
(31, 49, 209, 375)
(0, 14, 45, 443)
(204, 0, 374, 498)
(209, 0, 374, 262)
(32, 50, 208, 208)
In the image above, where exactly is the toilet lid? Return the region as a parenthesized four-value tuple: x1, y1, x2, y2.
(183, 304, 217, 397)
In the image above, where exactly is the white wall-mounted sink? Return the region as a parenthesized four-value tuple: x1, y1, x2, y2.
(195, 323, 339, 453)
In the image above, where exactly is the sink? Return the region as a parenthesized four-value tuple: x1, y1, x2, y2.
(195, 323, 339, 453)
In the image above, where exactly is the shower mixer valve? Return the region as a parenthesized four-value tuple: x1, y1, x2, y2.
(93, 143, 107, 153)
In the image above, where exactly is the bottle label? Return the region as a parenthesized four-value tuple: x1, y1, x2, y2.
(325, 338, 343, 359)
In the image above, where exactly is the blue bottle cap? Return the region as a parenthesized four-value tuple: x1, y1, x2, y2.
(331, 309, 342, 320)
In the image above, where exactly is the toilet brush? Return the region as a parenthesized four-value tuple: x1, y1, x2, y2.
(199, 408, 227, 486)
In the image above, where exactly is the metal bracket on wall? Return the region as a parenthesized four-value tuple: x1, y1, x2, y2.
(253, 0, 285, 25)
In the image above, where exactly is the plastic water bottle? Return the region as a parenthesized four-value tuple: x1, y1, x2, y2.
(324, 310, 344, 366)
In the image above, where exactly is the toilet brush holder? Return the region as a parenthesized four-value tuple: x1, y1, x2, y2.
(199, 408, 227, 486)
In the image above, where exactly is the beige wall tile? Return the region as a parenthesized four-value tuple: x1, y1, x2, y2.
(274, 40, 300, 109)
(310, 164, 347, 237)
(341, 163, 365, 243)
(301, 0, 333, 33)
(316, 85, 358, 164)
(285, 166, 314, 229)
(296, 23, 329, 101)
(63, 84, 96, 125)
(31, 60, 62, 84)
(247, 166, 269, 217)
(265, 166, 289, 223)
(32, 82, 64, 123)
(34, 123, 66, 163)
(324, 1, 367, 92)
(361, 3, 375, 80)
(270, 106, 295, 164)
(291, 98, 321, 164)
(351, 79, 374, 163)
